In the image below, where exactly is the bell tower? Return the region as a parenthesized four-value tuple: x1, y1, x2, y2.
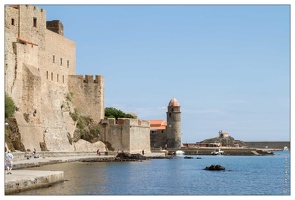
(166, 97, 181, 148)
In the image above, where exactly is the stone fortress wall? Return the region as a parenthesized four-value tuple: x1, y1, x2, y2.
(100, 118, 151, 154)
(5, 4, 150, 154)
(68, 75, 104, 123)
(4, 5, 104, 152)
(150, 130, 167, 149)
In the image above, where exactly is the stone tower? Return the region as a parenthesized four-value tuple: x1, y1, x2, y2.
(166, 97, 181, 148)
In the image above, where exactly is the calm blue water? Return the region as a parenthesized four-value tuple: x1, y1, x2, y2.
(15, 151, 290, 195)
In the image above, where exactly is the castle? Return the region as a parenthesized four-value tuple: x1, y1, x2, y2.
(4, 5, 181, 154)
(4, 4, 150, 153)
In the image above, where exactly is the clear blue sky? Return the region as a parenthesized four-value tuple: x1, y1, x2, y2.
(3, 3, 291, 142)
(38, 4, 290, 142)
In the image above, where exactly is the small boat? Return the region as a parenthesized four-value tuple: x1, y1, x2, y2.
(175, 150, 185, 156)
(283, 146, 289, 151)
(266, 150, 274, 154)
(196, 157, 202, 159)
(211, 149, 224, 155)
(184, 156, 193, 159)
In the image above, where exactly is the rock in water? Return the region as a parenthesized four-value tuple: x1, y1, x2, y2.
(203, 164, 225, 171)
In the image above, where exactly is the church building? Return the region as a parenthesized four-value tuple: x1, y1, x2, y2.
(150, 98, 182, 149)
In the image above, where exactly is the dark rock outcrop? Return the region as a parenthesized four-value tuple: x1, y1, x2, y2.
(184, 156, 193, 159)
(116, 153, 146, 161)
(5, 117, 25, 152)
(203, 164, 225, 171)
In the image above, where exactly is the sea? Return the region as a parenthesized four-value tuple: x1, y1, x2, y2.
(13, 151, 290, 196)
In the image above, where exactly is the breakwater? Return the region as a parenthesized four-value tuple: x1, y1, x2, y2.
(244, 141, 290, 149)
(152, 147, 277, 156)
(182, 148, 273, 156)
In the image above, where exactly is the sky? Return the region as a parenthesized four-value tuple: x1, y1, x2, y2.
(2, 1, 292, 143)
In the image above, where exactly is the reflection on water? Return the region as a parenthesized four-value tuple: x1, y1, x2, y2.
(15, 151, 290, 195)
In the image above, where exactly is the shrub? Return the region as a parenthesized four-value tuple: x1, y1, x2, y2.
(5, 93, 15, 118)
(70, 108, 79, 121)
(105, 107, 134, 120)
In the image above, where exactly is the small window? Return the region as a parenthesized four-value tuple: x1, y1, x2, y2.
(51, 72, 53, 81)
(67, 60, 69, 68)
(46, 71, 48, 79)
(11, 18, 15, 25)
(169, 113, 171, 117)
(60, 58, 62, 66)
(172, 108, 174, 111)
(63, 75, 65, 83)
(57, 74, 59, 82)
(33, 17, 37, 27)
(53, 55, 55, 63)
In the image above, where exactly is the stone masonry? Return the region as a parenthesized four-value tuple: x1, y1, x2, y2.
(5, 4, 151, 154)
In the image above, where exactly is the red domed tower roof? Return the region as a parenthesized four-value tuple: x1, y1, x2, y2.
(168, 97, 180, 107)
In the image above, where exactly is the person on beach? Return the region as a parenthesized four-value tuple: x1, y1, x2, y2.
(24, 151, 31, 159)
(5, 150, 14, 174)
(97, 149, 101, 156)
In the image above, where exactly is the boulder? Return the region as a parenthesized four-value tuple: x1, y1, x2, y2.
(203, 164, 225, 171)
(184, 156, 193, 159)
(116, 152, 146, 160)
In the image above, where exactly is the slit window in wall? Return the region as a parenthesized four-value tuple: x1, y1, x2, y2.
(63, 75, 65, 83)
(60, 58, 62, 66)
(53, 55, 55, 63)
(11, 18, 15, 25)
(67, 60, 69, 68)
(46, 71, 48, 79)
(51, 72, 53, 81)
(57, 74, 59, 82)
(33, 17, 37, 27)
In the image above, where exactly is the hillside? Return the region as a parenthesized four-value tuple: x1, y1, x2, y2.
(200, 136, 247, 147)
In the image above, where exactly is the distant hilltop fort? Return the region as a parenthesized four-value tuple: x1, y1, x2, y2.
(4, 5, 182, 153)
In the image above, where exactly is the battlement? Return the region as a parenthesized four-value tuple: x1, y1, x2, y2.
(106, 118, 150, 127)
(46, 20, 64, 36)
(69, 75, 103, 84)
(83, 75, 103, 84)
(9, 5, 45, 12)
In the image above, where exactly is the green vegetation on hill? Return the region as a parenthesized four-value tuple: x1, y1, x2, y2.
(104, 107, 134, 120)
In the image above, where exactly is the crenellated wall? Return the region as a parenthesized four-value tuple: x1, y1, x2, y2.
(5, 5, 151, 154)
(4, 5, 103, 152)
(68, 75, 104, 123)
